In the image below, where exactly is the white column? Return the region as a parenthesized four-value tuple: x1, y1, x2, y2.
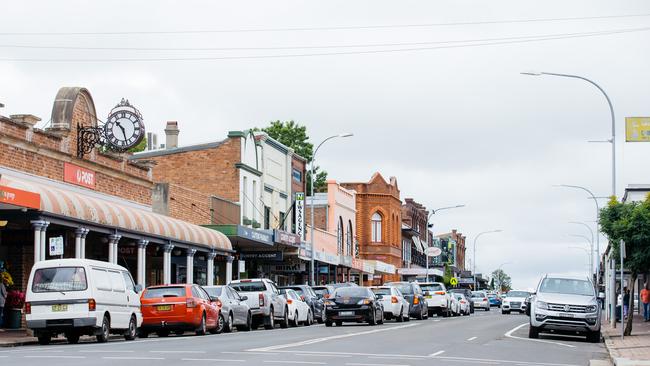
(80, 229, 89, 259)
(207, 251, 216, 286)
(163, 243, 174, 285)
(40, 221, 49, 261)
(137, 240, 149, 287)
(108, 234, 121, 264)
(74, 228, 85, 259)
(31, 221, 45, 263)
(225, 255, 234, 284)
(186, 248, 196, 284)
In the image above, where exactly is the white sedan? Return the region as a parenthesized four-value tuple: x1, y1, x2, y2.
(453, 293, 471, 315)
(282, 289, 313, 326)
(371, 286, 410, 322)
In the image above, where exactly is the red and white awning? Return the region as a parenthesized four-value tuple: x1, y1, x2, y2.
(0, 173, 231, 252)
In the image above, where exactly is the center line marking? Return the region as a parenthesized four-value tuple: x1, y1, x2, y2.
(103, 356, 166, 360)
(429, 350, 445, 357)
(182, 358, 245, 362)
(346, 363, 410, 366)
(25, 355, 86, 359)
(264, 361, 326, 365)
(467, 336, 478, 341)
(151, 351, 206, 354)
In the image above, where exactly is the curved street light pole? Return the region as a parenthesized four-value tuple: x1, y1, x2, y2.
(424, 204, 465, 282)
(472, 230, 503, 290)
(569, 246, 592, 277)
(310, 133, 353, 286)
(569, 233, 594, 279)
(495, 261, 512, 293)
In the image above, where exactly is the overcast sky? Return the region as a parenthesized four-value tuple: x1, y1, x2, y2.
(2, 1, 649, 290)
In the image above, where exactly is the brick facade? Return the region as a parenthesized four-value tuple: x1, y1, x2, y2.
(402, 198, 429, 268)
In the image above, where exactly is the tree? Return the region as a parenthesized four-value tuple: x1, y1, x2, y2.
(491, 269, 511, 292)
(443, 263, 454, 287)
(128, 136, 147, 153)
(599, 195, 650, 335)
(255, 120, 328, 194)
(489, 277, 495, 291)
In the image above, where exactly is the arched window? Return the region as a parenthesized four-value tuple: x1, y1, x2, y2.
(346, 220, 353, 255)
(337, 217, 344, 254)
(371, 213, 382, 242)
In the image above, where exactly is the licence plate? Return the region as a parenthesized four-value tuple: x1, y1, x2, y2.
(52, 304, 68, 312)
(425, 295, 432, 299)
(156, 305, 172, 311)
(558, 313, 574, 318)
(339, 311, 354, 316)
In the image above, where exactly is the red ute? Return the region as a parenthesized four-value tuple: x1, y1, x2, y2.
(140, 284, 221, 337)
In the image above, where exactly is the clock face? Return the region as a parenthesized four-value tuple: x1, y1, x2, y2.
(104, 110, 144, 149)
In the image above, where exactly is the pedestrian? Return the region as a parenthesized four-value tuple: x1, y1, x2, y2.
(0, 275, 7, 328)
(641, 284, 650, 322)
(623, 287, 630, 319)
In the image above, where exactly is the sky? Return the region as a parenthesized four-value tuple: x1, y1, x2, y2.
(1, 1, 649, 290)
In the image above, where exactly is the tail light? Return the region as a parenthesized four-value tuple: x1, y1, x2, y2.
(259, 293, 265, 307)
(216, 299, 222, 308)
(300, 295, 305, 301)
(25, 302, 31, 315)
(186, 298, 197, 308)
(391, 296, 398, 304)
(88, 298, 96, 311)
(461, 300, 466, 304)
(413, 297, 420, 305)
(286, 299, 293, 304)
(435, 291, 446, 295)
(324, 294, 331, 299)
(483, 298, 488, 301)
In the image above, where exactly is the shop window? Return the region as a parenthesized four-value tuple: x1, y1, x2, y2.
(279, 211, 286, 231)
(346, 220, 353, 255)
(292, 168, 302, 183)
(337, 217, 344, 254)
(371, 212, 382, 242)
(264, 206, 271, 230)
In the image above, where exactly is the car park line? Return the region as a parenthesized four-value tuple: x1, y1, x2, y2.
(346, 363, 410, 366)
(221, 351, 280, 356)
(150, 350, 207, 354)
(504, 323, 576, 348)
(182, 358, 245, 362)
(434, 355, 581, 366)
(264, 361, 326, 365)
(467, 336, 477, 341)
(428, 350, 445, 357)
(24, 355, 86, 359)
(102, 356, 166, 360)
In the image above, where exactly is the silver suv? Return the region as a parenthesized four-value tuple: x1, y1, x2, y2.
(230, 279, 289, 329)
(528, 275, 601, 343)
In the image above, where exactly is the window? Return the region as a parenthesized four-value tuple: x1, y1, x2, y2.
(279, 211, 286, 230)
(121, 271, 135, 292)
(264, 206, 271, 229)
(337, 217, 344, 254)
(92, 268, 111, 291)
(143, 286, 187, 298)
(231, 281, 267, 292)
(252, 181, 257, 223)
(109, 271, 125, 292)
(371, 213, 382, 242)
(32, 267, 87, 293)
(292, 168, 302, 183)
(242, 176, 248, 220)
(347, 220, 353, 255)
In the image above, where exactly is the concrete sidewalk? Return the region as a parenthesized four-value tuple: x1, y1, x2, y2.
(602, 313, 650, 366)
(0, 329, 38, 347)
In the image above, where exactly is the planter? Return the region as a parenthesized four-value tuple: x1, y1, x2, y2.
(252, 221, 261, 229)
(4, 308, 22, 329)
(242, 217, 252, 226)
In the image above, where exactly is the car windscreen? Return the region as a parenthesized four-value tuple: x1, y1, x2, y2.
(507, 291, 529, 298)
(312, 287, 329, 296)
(472, 292, 486, 298)
(371, 288, 392, 296)
(282, 287, 305, 296)
(334, 287, 369, 298)
(144, 286, 186, 298)
(420, 283, 443, 292)
(539, 278, 594, 296)
(203, 287, 223, 297)
(230, 281, 267, 292)
(387, 283, 413, 295)
(454, 294, 465, 300)
(32, 267, 87, 293)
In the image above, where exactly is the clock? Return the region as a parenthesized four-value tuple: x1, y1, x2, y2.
(104, 99, 145, 150)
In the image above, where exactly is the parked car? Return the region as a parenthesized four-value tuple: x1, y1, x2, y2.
(449, 292, 462, 316)
(370, 286, 410, 322)
(25, 259, 143, 345)
(502, 290, 530, 314)
(471, 291, 490, 311)
(229, 278, 289, 329)
(453, 293, 471, 315)
(419, 282, 453, 317)
(203, 285, 252, 332)
(450, 288, 475, 313)
(279, 285, 325, 323)
(140, 284, 220, 338)
(312, 285, 337, 299)
(385, 282, 428, 319)
(528, 275, 601, 343)
(280, 289, 313, 326)
(324, 286, 384, 326)
(488, 294, 502, 307)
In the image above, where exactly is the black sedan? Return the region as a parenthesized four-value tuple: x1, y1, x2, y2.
(279, 285, 326, 323)
(324, 287, 384, 326)
(385, 282, 428, 320)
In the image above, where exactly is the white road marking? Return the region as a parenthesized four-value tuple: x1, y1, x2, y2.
(103, 356, 166, 360)
(249, 323, 419, 351)
(79, 350, 135, 353)
(182, 358, 245, 362)
(264, 361, 326, 365)
(296, 353, 352, 358)
(435, 356, 581, 366)
(428, 350, 445, 357)
(467, 336, 478, 341)
(24, 355, 86, 359)
(151, 350, 206, 354)
(222, 351, 279, 356)
(504, 323, 576, 348)
(368, 356, 423, 361)
(346, 363, 410, 366)
(268, 350, 428, 359)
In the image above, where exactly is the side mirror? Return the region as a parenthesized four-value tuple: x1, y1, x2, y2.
(134, 284, 143, 293)
(240, 295, 248, 301)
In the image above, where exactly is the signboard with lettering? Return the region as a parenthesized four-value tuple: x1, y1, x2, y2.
(240, 251, 283, 261)
(64, 163, 96, 189)
(274, 230, 301, 247)
(0, 185, 41, 209)
(237, 226, 274, 245)
(295, 192, 305, 240)
(626, 117, 650, 142)
(49, 236, 64, 256)
(271, 263, 306, 273)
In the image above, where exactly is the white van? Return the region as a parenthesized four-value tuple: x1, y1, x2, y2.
(26, 258, 143, 345)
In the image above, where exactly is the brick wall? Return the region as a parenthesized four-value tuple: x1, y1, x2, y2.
(305, 206, 327, 231)
(166, 184, 213, 225)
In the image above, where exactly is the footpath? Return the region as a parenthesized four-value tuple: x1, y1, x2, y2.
(602, 313, 650, 366)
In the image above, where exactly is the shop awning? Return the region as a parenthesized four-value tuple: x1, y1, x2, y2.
(412, 236, 425, 253)
(366, 260, 396, 275)
(0, 173, 231, 252)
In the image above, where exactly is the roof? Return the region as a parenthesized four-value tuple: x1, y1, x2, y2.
(31, 258, 129, 271)
(130, 139, 227, 159)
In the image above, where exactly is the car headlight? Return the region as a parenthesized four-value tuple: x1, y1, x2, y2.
(324, 300, 335, 306)
(586, 305, 598, 313)
(357, 299, 371, 305)
(536, 301, 548, 310)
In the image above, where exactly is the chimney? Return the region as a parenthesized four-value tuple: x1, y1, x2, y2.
(164, 121, 179, 149)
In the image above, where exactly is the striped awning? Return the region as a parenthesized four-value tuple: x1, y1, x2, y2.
(412, 236, 425, 253)
(0, 173, 231, 252)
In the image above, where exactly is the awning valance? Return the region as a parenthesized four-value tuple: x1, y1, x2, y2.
(412, 236, 425, 253)
(0, 173, 231, 252)
(367, 260, 396, 275)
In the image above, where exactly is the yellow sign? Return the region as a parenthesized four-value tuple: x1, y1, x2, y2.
(450, 277, 458, 286)
(626, 117, 650, 142)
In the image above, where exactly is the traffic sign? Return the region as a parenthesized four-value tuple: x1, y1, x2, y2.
(424, 247, 442, 257)
(450, 277, 458, 286)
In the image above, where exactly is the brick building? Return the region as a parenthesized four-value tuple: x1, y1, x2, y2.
(434, 229, 467, 277)
(341, 173, 402, 284)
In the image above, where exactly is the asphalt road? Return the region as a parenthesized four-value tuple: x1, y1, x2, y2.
(0, 309, 610, 366)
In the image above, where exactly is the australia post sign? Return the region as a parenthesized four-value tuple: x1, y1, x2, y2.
(64, 163, 96, 189)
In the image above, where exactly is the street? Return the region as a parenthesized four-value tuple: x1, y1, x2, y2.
(0, 311, 609, 366)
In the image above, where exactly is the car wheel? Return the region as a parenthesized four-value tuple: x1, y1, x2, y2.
(196, 313, 207, 336)
(368, 308, 377, 326)
(279, 307, 290, 329)
(264, 307, 275, 330)
(65, 331, 80, 344)
(502, 310, 510, 315)
(528, 324, 539, 339)
(378, 310, 384, 325)
(124, 315, 137, 340)
(396, 307, 404, 322)
(325, 320, 333, 327)
(96, 314, 110, 343)
(37, 334, 51, 345)
(215, 313, 225, 334)
(318, 309, 326, 324)
(224, 313, 234, 333)
(587, 330, 601, 343)
(290, 311, 299, 327)
(486, 306, 490, 311)
(306, 309, 313, 326)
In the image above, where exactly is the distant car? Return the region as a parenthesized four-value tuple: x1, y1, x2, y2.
(324, 287, 384, 326)
(419, 282, 453, 317)
(370, 286, 410, 322)
(453, 293, 471, 315)
(140, 284, 220, 338)
(312, 285, 337, 299)
(229, 278, 289, 329)
(385, 282, 428, 320)
(280, 289, 313, 327)
(450, 288, 475, 313)
(502, 290, 530, 314)
(279, 285, 325, 324)
(203, 285, 252, 332)
(471, 291, 490, 311)
(488, 294, 502, 307)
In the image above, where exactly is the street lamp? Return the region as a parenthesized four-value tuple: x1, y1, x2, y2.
(309, 133, 353, 286)
(472, 229, 503, 290)
(495, 261, 512, 293)
(569, 233, 594, 279)
(424, 204, 465, 282)
(569, 246, 592, 277)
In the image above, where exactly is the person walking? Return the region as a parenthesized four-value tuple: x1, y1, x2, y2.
(623, 287, 630, 319)
(0, 276, 7, 328)
(641, 284, 650, 322)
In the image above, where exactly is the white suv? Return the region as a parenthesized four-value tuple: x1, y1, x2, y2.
(419, 282, 452, 317)
(230, 279, 289, 329)
(528, 275, 601, 343)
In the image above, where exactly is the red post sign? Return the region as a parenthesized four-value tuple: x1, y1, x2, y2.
(64, 162, 96, 189)
(0, 185, 41, 209)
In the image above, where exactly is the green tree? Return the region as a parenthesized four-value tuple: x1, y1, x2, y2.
(128, 136, 147, 153)
(491, 269, 511, 292)
(489, 277, 495, 291)
(443, 263, 454, 287)
(255, 120, 328, 194)
(599, 195, 650, 335)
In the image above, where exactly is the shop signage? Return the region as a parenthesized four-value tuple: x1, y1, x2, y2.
(314, 251, 340, 266)
(240, 251, 283, 261)
(626, 117, 650, 142)
(64, 163, 96, 189)
(238, 260, 246, 273)
(351, 258, 365, 272)
(339, 255, 352, 267)
(49, 236, 64, 256)
(0, 185, 41, 209)
(271, 263, 306, 273)
(118, 246, 137, 255)
(237, 226, 273, 245)
(295, 192, 305, 239)
(274, 230, 301, 247)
